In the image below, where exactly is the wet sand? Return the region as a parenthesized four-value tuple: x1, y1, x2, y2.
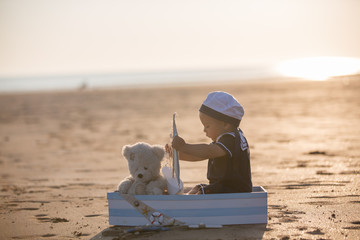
(0, 77, 359, 239)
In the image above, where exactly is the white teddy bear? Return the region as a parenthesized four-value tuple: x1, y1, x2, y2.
(117, 142, 167, 195)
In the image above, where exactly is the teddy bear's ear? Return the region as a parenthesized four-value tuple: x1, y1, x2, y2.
(122, 145, 135, 161)
(152, 145, 165, 161)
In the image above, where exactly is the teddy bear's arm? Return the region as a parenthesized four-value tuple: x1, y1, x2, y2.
(131, 182, 147, 195)
(145, 176, 167, 195)
(117, 176, 134, 194)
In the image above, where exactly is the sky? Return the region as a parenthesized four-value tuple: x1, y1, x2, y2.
(0, 0, 360, 78)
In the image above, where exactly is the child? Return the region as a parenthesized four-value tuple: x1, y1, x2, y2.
(169, 91, 252, 194)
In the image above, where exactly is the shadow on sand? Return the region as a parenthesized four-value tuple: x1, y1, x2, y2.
(91, 224, 267, 240)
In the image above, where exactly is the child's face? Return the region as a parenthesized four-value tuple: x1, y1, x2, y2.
(199, 112, 229, 141)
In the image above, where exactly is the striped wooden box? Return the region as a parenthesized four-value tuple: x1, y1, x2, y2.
(107, 186, 267, 226)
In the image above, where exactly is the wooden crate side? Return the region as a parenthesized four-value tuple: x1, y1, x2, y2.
(109, 197, 266, 210)
(107, 186, 267, 201)
(108, 186, 267, 226)
(109, 214, 267, 226)
(109, 203, 266, 217)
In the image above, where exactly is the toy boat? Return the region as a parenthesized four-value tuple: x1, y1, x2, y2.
(107, 186, 267, 226)
(107, 114, 267, 227)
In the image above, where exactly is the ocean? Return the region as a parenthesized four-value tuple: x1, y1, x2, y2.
(0, 67, 278, 93)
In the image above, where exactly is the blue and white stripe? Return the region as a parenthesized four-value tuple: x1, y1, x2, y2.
(108, 186, 267, 226)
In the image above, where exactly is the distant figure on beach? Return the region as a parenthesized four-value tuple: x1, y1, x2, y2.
(166, 91, 252, 194)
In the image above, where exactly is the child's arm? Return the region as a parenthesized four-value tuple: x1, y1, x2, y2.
(172, 135, 226, 161)
(165, 143, 204, 161)
(178, 151, 205, 162)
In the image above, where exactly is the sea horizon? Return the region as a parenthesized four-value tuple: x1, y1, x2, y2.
(0, 67, 280, 93)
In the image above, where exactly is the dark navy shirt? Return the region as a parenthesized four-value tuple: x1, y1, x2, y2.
(207, 129, 252, 193)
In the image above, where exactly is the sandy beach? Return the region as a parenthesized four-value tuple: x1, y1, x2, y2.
(0, 78, 359, 239)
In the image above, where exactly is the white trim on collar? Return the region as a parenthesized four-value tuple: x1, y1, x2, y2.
(216, 130, 248, 151)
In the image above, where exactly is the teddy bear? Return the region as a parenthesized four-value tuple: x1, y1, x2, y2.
(117, 142, 167, 195)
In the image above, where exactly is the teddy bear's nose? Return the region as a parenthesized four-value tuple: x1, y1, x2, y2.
(138, 174, 143, 179)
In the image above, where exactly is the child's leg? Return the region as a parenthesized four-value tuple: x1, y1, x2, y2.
(186, 185, 200, 195)
(186, 184, 207, 195)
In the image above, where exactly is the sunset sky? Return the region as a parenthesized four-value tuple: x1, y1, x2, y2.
(1, 0, 360, 78)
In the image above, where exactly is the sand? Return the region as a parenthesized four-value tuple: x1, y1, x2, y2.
(0, 77, 359, 239)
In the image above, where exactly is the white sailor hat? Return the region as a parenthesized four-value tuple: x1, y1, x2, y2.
(199, 91, 244, 126)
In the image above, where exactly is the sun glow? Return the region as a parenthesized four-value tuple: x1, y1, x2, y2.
(276, 57, 360, 80)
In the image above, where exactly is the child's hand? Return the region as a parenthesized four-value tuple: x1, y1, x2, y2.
(165, 144, 173, 157)
(172, 135, 186, 151)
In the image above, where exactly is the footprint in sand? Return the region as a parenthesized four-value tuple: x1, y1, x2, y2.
(84, 214, 102, 218)
(339, 170, 360, 175)
(51, 217, 69, 223)
(306, 228, 325, 235)
(268, 204, 307, 225)
(18, 207, 39, 211)
(316, 170, 334, 175)
(342, 221, 360, 230)
(35, 214, 69, 223)
(41, 234, 56, 238)
(308, 151, 327, 155)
